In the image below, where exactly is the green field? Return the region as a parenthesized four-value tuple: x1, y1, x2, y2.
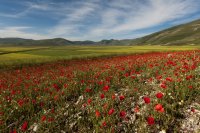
(0, 45, 200, 68)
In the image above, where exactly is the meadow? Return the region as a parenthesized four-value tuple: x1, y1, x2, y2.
(0, 46, 200, 132)
(0, 45, 200, 69)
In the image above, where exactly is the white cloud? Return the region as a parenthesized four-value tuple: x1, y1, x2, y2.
(82, 0, 200, 40)
(0, 1, 56, 18)
(49, 1, 99, 36)
(0, 27, 49, 39)
(47, 0, 200, 40)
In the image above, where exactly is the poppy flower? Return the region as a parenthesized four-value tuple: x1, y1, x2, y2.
(154, 104, 164, 112)
(156, 92, 164, 99)
(159, 107, 165, 113)
(119, 111, 126, 118)
(191, 108, 195, 113)
(147, 116, 155, 125)
(100, 94, 105, 99)
(154, 104, 163, 111)
(102, 121, 106, 127)
(108, 108, 115, 115)
(21, 121, 28, 131)
(143, 96, 150, 104)
(53, 84, 60, 91)
(119, 95, 125, 101)
(112, 94, 116, 100)
(0, 120, 3, 126)
(98, 81, 103, 85)
(17, 99, 24, 107)
(87, 99, 92, 105)
(41, 115, 46, 122)
(186, 75, 192, 80)
(85, 88, 92, 93)
(160, 83, 167, 89)
(48, 117, 54, 122)
(134, 106, 140, 113)
(188, 86, 193, 89)
(166, 77, 173, 82)
(95, 110, 100, 117)
(103, 85, 110, 92)
(51, 108, 55, 113)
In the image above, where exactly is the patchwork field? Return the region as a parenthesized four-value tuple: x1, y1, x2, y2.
(0, 45, 200, 68)
(0, 46, 200, 132)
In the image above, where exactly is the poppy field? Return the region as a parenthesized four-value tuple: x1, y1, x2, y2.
(0, 50, 200, 132)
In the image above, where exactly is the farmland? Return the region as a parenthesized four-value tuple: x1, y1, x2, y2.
(0, 45, 200, 69)
(0, 46, 200, 132)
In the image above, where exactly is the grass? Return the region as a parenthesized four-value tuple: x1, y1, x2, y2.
(0, 45, 200, 69)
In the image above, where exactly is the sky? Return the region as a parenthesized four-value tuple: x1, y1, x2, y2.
(0, 0, 200, 41)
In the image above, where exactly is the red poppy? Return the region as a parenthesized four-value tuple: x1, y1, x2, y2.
(17, 99, 24, 107)
(100, 94, 105, 99)
(41, 115, 46, 122)
(102, 121, 106, 127)
(186, 75, 192, 80)
(98, 81, 103, 85)
(87, 99, 92, 105)
(166, 77, 173, 82)
(95, 110, 100, 117)
(103, 85, 110, 92)
(48, 117, 54, 122)
(191, 108, 195, 113)
(159, 107, 165, 113)
(154, 104, 164, 112)
(119, 95, 125, 101)
(143, 96, 150, 104)
(154, 104, 163, 111)
(21, 121, 28, 131)
(85, 88, 92, 93)
(156, 92, 164, 99)
(188, 86, 193, 89)
(160, 83, 167, 89)
(119, 111, 126, 118)
(0, 120, 3, 125)
(147, 116, 155, 125)
(108, 108, 115, 115)
(112, 94, 116, 100)
(134, 106, 140, 113)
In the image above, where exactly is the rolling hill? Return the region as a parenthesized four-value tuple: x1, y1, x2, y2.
(130, 19, 200, 45)
(0, 38, 96, 46)
(0, 19, 200, 46)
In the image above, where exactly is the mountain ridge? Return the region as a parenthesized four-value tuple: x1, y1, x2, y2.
(0, 19, 200, 46)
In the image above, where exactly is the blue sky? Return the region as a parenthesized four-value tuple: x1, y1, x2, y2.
(0, 0, 200, 41)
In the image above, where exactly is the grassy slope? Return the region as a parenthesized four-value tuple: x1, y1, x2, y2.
(131, 19, 200, 45)
(0, 45, 200, 69)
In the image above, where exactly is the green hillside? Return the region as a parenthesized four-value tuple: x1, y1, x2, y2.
(130, 19, 200, 45)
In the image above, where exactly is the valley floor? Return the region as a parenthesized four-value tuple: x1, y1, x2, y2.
(0, 45, 200, 69)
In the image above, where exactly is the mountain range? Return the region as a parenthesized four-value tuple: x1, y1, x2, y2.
(0, 19, 200, 46)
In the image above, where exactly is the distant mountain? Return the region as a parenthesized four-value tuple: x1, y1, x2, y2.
(0, 19, 200, 46)
(130, 19, 200, 45)
(0, 38, 95, 46)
